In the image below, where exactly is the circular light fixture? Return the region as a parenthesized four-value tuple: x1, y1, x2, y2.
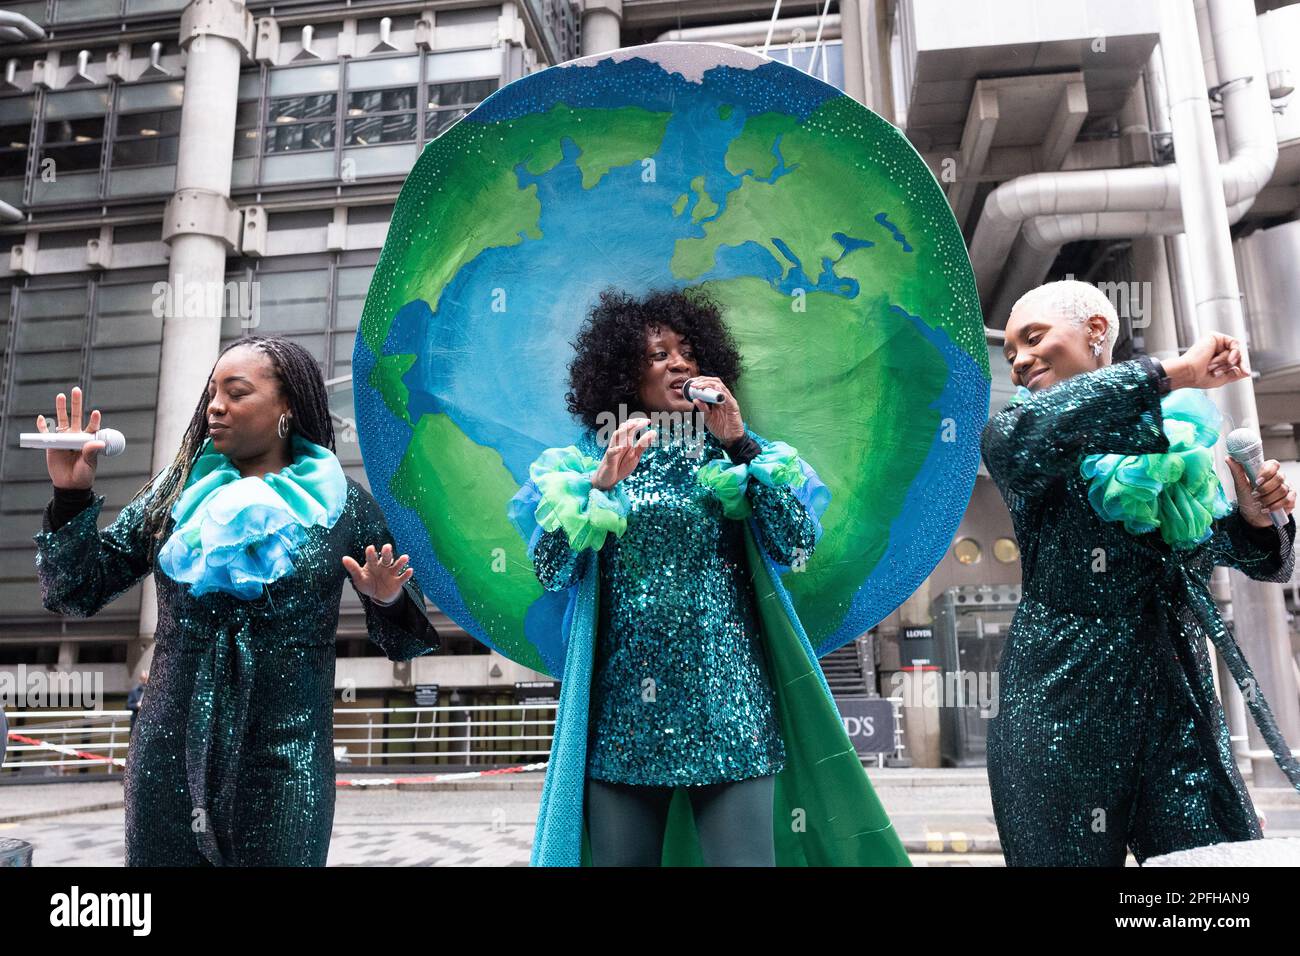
(954, 537, 982, 565)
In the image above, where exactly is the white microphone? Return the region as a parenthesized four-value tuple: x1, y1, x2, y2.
(1225, 428, 1287, 529)
(681, 378, 725, 405)
(20, 428, 127, 458)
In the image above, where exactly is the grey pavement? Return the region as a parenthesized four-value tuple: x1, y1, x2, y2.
(3, 767, 1297, 866)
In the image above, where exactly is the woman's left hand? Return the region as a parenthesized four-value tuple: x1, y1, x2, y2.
(342, 543, 413, 603)
(1227, 457, 1297, 528)
(687, 376, 745, 445)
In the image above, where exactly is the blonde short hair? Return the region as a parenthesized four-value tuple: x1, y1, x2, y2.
(1010, 280, 1119, 358)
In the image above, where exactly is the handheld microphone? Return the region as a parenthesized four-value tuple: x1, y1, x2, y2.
(20, 428, 127, 458)
(681, 378, 725, 405)
(1225, 428, 1287, 529)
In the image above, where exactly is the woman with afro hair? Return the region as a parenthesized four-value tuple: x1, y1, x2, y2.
(509, 287, 908, 867)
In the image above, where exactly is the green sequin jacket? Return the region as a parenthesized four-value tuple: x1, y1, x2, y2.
(32, 476, 440, 866)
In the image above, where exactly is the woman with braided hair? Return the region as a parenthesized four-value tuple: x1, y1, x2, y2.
(32, 335, 441, 866)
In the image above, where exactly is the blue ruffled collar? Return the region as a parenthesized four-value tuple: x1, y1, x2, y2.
(157, 433, 348, 599)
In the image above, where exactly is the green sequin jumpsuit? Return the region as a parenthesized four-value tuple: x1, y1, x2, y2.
(981, 357, 1300, 865)
(33, 477, 440, 866)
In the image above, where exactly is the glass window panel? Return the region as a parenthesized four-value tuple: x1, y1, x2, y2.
(125, 0, 189, 14)
(43, 116, 104, 144)
(234, 127, 260, 158)
(116, 81, 184, 112)
(238, 70, 262, 101)
(341, 143, 417, 177)
(424, 49, 501, 83)
(87, 374, 158, 408)
(268, 92, 336, 123)
(11, 348, 82, 382)
(267, 121, 334, 153)
(55, 0, 121, 22)
(253, 270, 328, 332)
(20, 287, 88, 318)
(44, 88, 111, 119)
(108, 165, 176, 196)
(347, 55, 419, 90)
(345, 113, 416, 146)
(260, 151, 333, 184)
(0, 122, 30, 149)
(0, 97, 34, 125)
(95, 283, 164, 345)
(425, 108, 469, 139)
(91, 344, 160, 376)
(346, 87, 415, 115)
(284, 333, 327, 363)
(427, 78, 497, 108)
(17, 319, 85, 352)
(332, 331, 355, 374)
(268, 65, 340, 97)
(41, 142, 102, 171)
(117, 109, 181, 137)
(235, 100, 260, 126)
(112, 135, 178, 167)
(0, 149, 26, 178)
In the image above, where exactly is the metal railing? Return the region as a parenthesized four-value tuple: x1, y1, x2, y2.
(1, 703, 559, 777)
(3, 698, 909, 777)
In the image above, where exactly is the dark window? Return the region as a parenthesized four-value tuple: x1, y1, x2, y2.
(0, 122, 30, 178)
(424, 78, 495, 140)
(265, 93, 337, 153)
(344, 87, 417, 146)
(41, 116, 105, 171)
(111, 108, 181, 167)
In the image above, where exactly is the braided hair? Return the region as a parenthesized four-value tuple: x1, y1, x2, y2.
(131, 335, 337, 548)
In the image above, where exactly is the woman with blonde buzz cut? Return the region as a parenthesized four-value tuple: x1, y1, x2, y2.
(982, 279, 1300, 866)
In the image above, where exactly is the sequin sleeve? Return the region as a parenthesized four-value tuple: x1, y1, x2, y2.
(32, 490, 155, 617)
(1207, 508, 1297, 583)
(506, 444, 630, 591)
(530, 526, 592, 592)
(697, 436, 829, 567)
(349, 485, 441, 661)
(981, 358, 1168, 505)
(748, 440, 829, 566)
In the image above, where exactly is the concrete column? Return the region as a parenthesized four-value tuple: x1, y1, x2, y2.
(134, 0, 251, 674)
(1131, 235, 1179, 362)
(838, 0, 867, 106)
(898, 576, 940, 767)
(1164, 0, 1300, 788)
(579, 0, 621, 56)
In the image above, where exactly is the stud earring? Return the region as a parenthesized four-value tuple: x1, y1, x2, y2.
(1091, 339, 1103, 357)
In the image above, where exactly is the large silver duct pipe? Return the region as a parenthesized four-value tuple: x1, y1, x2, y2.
(971, 0, 1278, 325)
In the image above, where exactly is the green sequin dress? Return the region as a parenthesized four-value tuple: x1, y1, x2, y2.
(528, 426, 817, 787)
(33, 475, 440, 866)
(981, 357, 1300, 865)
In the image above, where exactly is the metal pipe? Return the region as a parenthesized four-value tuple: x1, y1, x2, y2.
(972, 0, 1280, 321)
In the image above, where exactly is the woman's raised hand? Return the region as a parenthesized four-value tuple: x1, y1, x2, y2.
(36, 386, 105, 491)
(592, 417, 655, 492)
(1165, 333, 1251, 391)
(342, 543, 413, 604)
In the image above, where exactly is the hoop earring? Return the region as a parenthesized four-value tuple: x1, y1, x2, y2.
(278, 413, 291, 438)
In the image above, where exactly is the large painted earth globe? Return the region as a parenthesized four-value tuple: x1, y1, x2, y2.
(354, 42, 989, 677)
